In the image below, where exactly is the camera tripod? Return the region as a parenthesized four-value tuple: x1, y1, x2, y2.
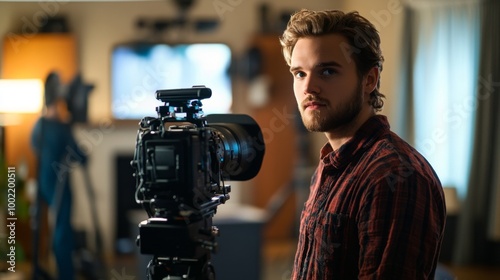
(137, 213, 222, 280)
(145, 254, 216, 280)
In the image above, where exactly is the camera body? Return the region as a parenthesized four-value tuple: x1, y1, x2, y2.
(131, 86, 265, 279)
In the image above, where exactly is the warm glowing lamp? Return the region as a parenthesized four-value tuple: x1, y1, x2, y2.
(0, 79, 44, 158)
(0, 79, 43, 113)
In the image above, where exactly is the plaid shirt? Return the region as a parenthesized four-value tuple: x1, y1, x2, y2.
(292, 115, 446, 280)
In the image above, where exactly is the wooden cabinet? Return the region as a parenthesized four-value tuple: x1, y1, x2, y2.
(2, 33, 77, 179)
(1, 33, 78, 261)
(245, 34, 299, 241)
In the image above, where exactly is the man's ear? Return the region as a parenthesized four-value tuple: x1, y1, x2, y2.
(363, 66, 379, 95)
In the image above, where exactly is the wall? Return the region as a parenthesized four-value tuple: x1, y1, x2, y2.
(0, 0, 404, 257)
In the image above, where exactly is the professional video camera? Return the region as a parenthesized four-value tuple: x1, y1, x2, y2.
(131, 86, 265, 280)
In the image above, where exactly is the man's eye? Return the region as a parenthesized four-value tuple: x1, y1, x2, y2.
(321, 68, 337, 76)
(294, 71, 306, 78)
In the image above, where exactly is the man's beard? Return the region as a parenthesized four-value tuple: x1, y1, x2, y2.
(300, 82, 363, 132)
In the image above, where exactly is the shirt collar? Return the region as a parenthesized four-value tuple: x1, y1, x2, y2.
(319, 115, 390, 170)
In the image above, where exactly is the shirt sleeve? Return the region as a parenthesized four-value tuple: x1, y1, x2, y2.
(356, 171, 445, 280)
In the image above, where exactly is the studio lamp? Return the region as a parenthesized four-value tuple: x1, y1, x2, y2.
(0, 79, 44, 156)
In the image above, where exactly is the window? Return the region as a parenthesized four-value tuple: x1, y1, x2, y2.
(411, 1, 480, 198)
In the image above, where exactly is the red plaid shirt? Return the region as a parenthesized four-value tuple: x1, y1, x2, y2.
(292, 115, 446, 280)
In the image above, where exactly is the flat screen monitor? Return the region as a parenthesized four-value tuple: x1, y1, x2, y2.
(111, 42, 233, 120)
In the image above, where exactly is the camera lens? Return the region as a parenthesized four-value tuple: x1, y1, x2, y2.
(207, 114, 265, 181)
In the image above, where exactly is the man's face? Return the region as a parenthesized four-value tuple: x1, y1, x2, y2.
(290, 34, 365, 133)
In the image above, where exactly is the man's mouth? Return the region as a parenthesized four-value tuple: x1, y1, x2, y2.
(304, 101, 326, 110)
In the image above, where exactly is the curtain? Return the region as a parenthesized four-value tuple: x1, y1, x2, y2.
(401, 0, 500, 265)
(454, 0, 500, 265)
(394, 7, 415, 143)
(410, 1, 480, 199)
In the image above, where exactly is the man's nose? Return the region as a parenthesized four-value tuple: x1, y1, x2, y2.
(304, 75, 320, 95)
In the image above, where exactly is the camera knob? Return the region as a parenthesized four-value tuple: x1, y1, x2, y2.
(211, 226, 220, 237)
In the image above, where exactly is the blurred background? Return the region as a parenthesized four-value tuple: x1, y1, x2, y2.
(0, 0, 499, 279)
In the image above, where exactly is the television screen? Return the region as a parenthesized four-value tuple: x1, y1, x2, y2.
(111, 42, 233, 120)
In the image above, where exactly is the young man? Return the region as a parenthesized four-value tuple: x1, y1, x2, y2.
(280, 9, 446, 279)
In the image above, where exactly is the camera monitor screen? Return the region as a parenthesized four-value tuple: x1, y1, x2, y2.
(111, 42, 233, 120)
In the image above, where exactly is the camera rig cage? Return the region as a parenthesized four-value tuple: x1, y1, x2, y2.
(131, 86, 265, 280)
